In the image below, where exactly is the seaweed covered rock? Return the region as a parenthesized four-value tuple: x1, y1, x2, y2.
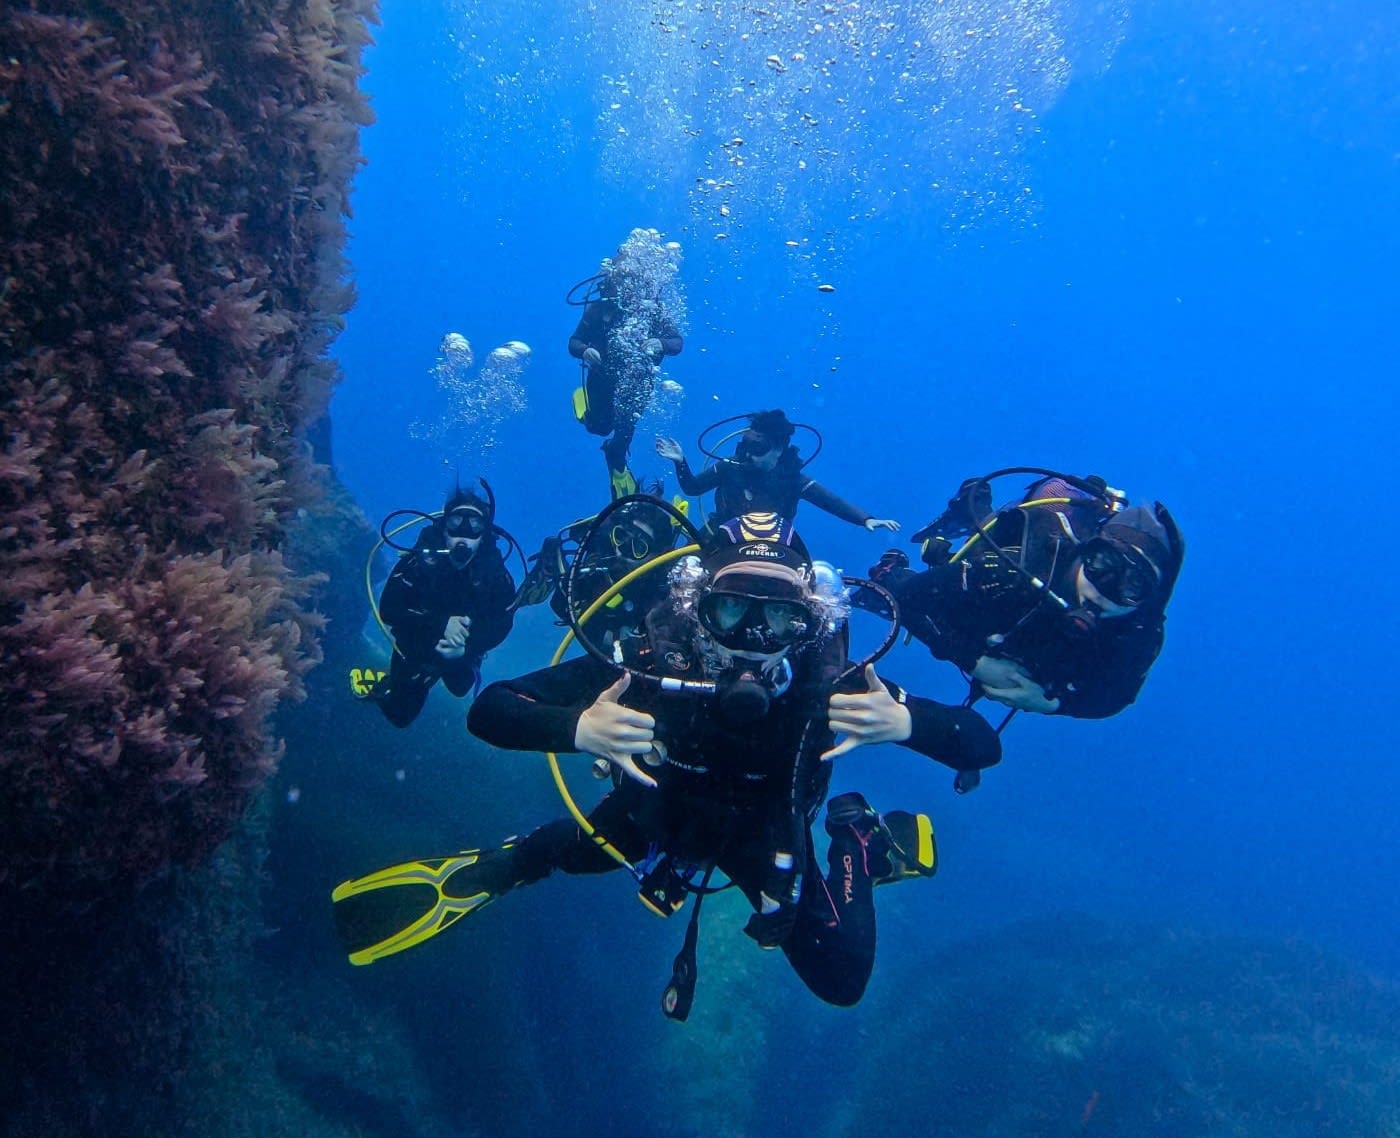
(0, 0, 378, 899)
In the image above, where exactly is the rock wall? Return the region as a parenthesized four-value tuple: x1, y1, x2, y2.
(0, 0, 377, 898)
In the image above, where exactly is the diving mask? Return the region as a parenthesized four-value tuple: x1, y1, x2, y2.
(610, 522, 653, 562)
(1080, 539, 1157, 609)
(697, 591, 814, 654)
(444, 508, 488, 539)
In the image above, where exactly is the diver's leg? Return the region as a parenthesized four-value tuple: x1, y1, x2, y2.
(580, 365, 616, 436)
(602, 421, 638, 499)
(374, 654, 435, 728)
(503, 789, 644, 884)
(781, 792, 938, 1005)
(778, 819, 877, 1007)
(440, 656, 481, 698)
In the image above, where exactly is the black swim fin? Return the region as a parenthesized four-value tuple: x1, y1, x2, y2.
(331, 845, 516, 965)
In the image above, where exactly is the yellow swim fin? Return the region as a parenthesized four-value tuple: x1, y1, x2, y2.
(349, 666, 386, 699)
(330, 846, 515, 965)
(609, 466, 638, 499)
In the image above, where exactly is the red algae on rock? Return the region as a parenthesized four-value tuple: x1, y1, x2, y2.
(0, 0, 380, 899)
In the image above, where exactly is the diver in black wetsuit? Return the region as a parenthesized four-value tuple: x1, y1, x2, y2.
(863, 473, 1184, 720)
(357, 484, 517, 728)
(569, 229, 685, 498)
(513, 493, 681, 647)
(456, 525, 999, 1009)
(656, 408, 899, 535)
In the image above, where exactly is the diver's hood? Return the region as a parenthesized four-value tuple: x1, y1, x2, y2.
(1100, 502, 1184, 612)
(703, 539, 811, 594)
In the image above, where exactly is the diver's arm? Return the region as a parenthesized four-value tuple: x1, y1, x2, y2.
(901, 694, 1002, 772)
(673, 459, 720, 497)
(568, 303, 608, 359)
(798, 478, 873, 527)
(466, 555, 517, 655)
(377, 560, 444, 660)
(467, 655, 620, 754)
(652, 315, 683, 357)
(824, 664, 1001, 772)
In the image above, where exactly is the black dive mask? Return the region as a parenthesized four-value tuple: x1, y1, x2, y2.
(610, 522, 654, 563)
(1080, 539, 1156, 609)
(698, 591, 814, 654)
(444, 508, 488, 539)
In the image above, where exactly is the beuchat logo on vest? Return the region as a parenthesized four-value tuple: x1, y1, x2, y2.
(736, 543, 784, 560)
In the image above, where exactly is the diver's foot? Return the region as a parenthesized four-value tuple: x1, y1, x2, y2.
(825, 792, 937, 884)
(607, 464, 638, 499)
(868, 548, 910, 581)
(879, 809, 938, 882)
(349, 666, 388, 700)
(332, 844, 520, 966)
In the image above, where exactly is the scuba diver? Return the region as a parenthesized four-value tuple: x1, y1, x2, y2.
(655, 408, 899, 536)
(861, 470, 1184, 721)
(568, 228, 685, 499)
(513, 491, 682, 647)
(352, 481, 518, 728)
(332, 509, 1001, 1014)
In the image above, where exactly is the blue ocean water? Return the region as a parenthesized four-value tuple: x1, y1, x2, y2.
(327, 0, 1398, 1044)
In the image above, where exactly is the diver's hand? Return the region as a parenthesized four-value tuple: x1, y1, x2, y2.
(655, 436, 685, 463)
(435, 615, 471, 660)
(973, 656, 1060, 714)
(822, 664, 912, 760)
(574, 672, 659, 787)
(643, 337, 664, 361)
(581, 347, 603, 368)
(865, 517, 901, 533)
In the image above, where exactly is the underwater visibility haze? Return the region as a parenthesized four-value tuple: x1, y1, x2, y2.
(2, 0, 1398, 1135)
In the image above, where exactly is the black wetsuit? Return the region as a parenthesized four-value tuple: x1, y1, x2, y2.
(669, 447, 873, 530)
(375, 529, 516, 727)
(871, 490, 1167, 718)
(466, 618, 999, 1006)
(569, 295, 683, 471)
